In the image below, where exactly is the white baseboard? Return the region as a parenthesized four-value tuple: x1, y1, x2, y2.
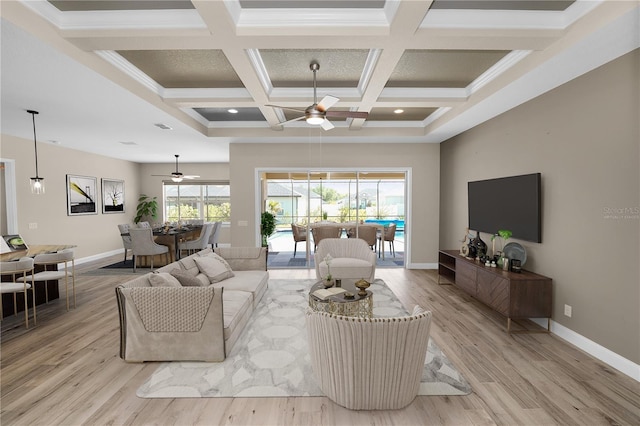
(75, 249, 122, 265)
(531, 318, 639, 382)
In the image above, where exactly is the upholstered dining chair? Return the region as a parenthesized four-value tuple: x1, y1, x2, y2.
(208, 221, 221, 248)
(137, 221, 152, 229)
(18, 249, 76, 310)
(1, 257, 36, 328)
(311, 226, 341, 251)
(306, 305, 432, 410)
(377, 223, 397, 258)
(129, 228, 170, 272)
(178, 222, 214, 257)
(118, 223, 133, 263)
(291, 223, 307, 257)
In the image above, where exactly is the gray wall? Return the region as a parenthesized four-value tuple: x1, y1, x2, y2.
(229, 142, 440, 266)
(439, 49, 639, 363)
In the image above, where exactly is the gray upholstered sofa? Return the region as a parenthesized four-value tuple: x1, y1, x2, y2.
(116, 247, 268, 362)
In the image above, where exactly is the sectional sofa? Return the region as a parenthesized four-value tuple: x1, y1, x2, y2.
(116, 247, 268, 362)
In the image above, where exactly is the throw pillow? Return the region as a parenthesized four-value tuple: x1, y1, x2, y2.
(170, 269, 205, 287)
(194, 253, 235, 283)
(149, 272, 182, 287)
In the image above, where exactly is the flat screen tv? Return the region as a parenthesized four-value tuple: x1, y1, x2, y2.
(468, 173, 542, 243)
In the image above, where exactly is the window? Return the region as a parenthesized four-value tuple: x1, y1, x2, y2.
(163, 182, 230, 223)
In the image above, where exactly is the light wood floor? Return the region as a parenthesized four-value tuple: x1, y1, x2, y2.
(2, 255, 639, 425)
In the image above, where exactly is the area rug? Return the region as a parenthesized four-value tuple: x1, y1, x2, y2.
(136, 279, 472, 398)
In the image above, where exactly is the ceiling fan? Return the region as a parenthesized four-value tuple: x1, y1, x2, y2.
(152, 155, 200, 182)
(266, 62, 368, 131)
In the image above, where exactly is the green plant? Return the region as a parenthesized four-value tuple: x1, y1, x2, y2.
(135, 194, 158, 224)
(260, 211, 276, 246)
(491, 229, 513, 242)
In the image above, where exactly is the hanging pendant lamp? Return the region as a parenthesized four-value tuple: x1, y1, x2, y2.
(27, 109, 44, 194)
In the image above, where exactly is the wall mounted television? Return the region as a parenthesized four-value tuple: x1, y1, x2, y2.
(468, 173, 542, 243)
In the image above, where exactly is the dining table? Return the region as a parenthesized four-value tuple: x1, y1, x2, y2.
(1, 244, 77, 317)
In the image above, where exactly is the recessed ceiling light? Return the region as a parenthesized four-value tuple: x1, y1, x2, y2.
(228, 109, 239, 114)
(154, 123, 172, 130)
(394, 109, 404, 114)
(49, 140, 60, 144)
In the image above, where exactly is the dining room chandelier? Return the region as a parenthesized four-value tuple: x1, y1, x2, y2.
(27, 109, 45, 194)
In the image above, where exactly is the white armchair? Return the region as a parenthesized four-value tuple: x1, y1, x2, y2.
(306, 306, 432, 410)
(314, 238, 375, 282)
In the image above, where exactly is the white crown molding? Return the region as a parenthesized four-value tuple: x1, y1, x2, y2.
(422, 107, 451, 127)
(235, 8, 390, 28)
(270, 87, 362, 100)
(20, 1, 206, 30)
(421, 0, 605, 31)
(246, 49, 274, 96)
(95, 50, 164, 95)
(358, 49, 382, 94)
(379, 87, 468, 100)
(467, 50, 531, 95)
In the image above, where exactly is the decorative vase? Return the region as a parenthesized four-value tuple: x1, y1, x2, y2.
(355, 279, 370, 296)
(324, 278, 334, 288)
(472, 231, 487, 258)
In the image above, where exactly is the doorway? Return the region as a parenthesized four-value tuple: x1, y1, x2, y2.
(261, 169, 407, 270)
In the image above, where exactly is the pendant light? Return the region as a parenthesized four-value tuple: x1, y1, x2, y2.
(27, 109, 44, 194)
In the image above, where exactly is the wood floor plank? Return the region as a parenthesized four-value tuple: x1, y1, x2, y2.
(1, 257, 638, 425)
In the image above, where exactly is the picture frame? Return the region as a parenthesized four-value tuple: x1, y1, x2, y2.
(66, 174, 98, 215)
(101, 178, 125, 214)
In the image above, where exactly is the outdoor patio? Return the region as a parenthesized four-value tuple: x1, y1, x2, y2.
(266, 228, 405, 269)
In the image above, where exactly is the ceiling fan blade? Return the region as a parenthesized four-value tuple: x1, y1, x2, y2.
(321, 119, 335, 131)
(317, 95, 339, 112)
(151, 175, 173, 177)
(265, 104, 307, 113)
(326, 110, 369, 119)
(278, 116, 306, 126)
(182, 175, 200, 179)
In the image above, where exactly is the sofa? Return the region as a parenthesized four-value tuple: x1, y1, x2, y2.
(116, 247, 268, 362)
(314, 238, 376, 282)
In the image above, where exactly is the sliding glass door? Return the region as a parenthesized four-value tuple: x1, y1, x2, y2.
(262, 170, 406, 269)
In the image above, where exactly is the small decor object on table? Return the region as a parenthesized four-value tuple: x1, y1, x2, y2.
(323, 254, 334, 288)
(355, 278, 370, 296)
(471, 231, 487, 259)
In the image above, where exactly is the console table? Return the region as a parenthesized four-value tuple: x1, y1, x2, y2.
(438, 249, 552, 334)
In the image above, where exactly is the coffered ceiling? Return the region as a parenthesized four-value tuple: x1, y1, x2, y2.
(1, 0, 638, 163)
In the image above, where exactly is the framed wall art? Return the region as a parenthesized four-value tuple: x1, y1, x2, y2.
(102, 178, 125, 214)
(66, 174, 98, 215)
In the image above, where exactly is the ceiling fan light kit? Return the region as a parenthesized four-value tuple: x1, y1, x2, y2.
(152, 154, 200, 182)
(268, 62, 368, 131)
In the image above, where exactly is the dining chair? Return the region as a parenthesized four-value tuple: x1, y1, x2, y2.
(208, 221, 221, 248)
(179, 222, 215, 256)
(18, 249, 76, 310)
(311, 226, 341, 252)
(1, 257, 36, 328)
(377, 223, 397, 258)
(118, 223, 133, 263)
(291, 223, 307, 257)
(137, 221, 152, 229)
(129, 228, 170, 272)
(349, 225, 377, 251)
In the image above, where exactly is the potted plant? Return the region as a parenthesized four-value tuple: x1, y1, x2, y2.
(135, 194, 158, 224)
(260, 211, 276, 247)
(491, 229, 512, 267)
